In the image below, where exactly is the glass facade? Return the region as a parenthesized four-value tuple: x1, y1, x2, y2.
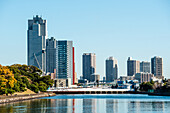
(56, 40, 73, 84)
(151, 56, 163, 76)
(46, 37, 56, 73)
(83, 53, 96, 82)
(27, 15, 47, 73)
(140, 61, 150, 73)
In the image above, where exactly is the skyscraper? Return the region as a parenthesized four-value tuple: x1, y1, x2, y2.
(46, 37, 56, 73)
(140, 61, 150, 73)
(106, 57, 118, 82)
(127, 57, 140, 76)
(151, 56, 163, 77)
(27, 15, 47, 73)
(83, 53, 96, 82)
(56, 40, 74, 84)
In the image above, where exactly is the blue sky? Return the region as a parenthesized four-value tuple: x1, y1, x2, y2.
(0, 0, 170, 79)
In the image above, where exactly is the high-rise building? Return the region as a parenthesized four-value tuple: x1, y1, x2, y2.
(46, 37, 56, 73)
(82, 53, 96, 82)
(106, 57, 118, 82)
(151, 56, 163, 77)
(140, 61, 150, 73)
(27, 15, 47, 73)
(56, 40, 74, 84)
(135, 72, 154, 83)
(127, 57, 140, 76)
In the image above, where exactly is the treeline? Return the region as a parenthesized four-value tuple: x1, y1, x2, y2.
(139, 79, 170, 92)
(140, 81, 154, 91)
(0, 64, 53, 95)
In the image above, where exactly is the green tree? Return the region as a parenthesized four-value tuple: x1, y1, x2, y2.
(21, 77, 30, 89)
(40, 75, 54, 88)
(30, 84, 39, 93)
(13, 84, 20, 92)
(38, 82, 47, 92)
(140, 82, 154, 91)
(3, 64, 54, 94)
(150, 80, 154, 85)
(8, 88, 15, 95)
(0, 65, 17, 95)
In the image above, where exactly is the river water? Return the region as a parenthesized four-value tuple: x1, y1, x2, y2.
(1, 94, 170, 113)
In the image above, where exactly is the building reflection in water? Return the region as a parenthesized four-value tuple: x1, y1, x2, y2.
(83, 99, 93, 113)
(82, 99, 119, 113)
(128, 100, 165, 113)
(128, 101, 140, 113)
(1, 97, 170, 113)
(53, 99, 73, 113)
(72, 99, 75, 113)
(106, 99, 118, 113)
(152, 101, 164, 112)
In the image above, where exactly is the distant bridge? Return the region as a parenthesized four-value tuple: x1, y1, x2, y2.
(47, 88, 133, 94)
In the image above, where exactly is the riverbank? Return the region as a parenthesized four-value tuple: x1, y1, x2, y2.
(1, 90, 169, 105)
(148, 92, 170, 96)
(0, 93, 56, 104)
(128, 91, 170, 96)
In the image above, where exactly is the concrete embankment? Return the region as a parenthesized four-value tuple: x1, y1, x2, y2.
(0, 93, 56, 104)
(127, 91, 170, 96)
(148, 92, 170, 96)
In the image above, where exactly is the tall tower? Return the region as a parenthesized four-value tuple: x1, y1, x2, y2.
(46, 37, 56, 73)
(140, 61, 150, 73)
(56, 40, 74, 84)
(127, 57, 140, 76)
(106, 57, 118, 82)
(27, 15, 47, 73)
(151, 56, 163, 77)
(82, 53, 96, 82)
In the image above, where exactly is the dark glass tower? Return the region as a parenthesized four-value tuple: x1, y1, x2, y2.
(27, 15, 47, 73)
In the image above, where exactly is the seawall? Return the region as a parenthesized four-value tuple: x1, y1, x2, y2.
(0, 93, 56, 104)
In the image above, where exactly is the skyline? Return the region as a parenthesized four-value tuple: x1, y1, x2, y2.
(0, 0, 170, 79)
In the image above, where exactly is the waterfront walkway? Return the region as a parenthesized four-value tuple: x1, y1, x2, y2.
(0, 93, 56, 104)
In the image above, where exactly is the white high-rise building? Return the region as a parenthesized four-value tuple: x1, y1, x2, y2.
(27, 15, 47, 73)
(106, 57, 118, 82)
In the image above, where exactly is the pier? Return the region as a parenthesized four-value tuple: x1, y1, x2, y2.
(47, 88, 132, 94)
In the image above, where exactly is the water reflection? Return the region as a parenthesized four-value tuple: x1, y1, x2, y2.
(106, 99, 118, 113)
(127, 101, 165, 113)
(0, 95, 170, 113)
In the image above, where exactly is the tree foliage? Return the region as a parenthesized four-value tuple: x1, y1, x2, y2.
(140, 82, 154, 91)
(0, 64, 54, 95)
(0, 65, 17, 95)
